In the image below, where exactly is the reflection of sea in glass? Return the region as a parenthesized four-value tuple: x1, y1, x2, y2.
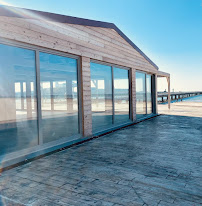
(40, 52, 79, 143)
(91, 63, 131, 133)
(146, 74, 152, 114)
(114, 67, 130, 124)
(0, 44, 38, 156)
(136, 72, 146, 118)
(91, 62, 113, 132)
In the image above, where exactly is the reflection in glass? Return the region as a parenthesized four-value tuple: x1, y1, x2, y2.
(114, 67, 130, 123)
(136, 72, 146, 118)
(40, 52, 79, 143)
(146, 74, 152, 114)
(91, 63, 113, 132)
(0, 44, 38, 156)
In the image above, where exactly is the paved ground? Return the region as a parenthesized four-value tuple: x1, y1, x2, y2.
(158, 101, 202, 118)
(0, 114, 202, 206)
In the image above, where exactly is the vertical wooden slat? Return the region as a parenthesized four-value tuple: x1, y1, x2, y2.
(131, 68, 136, 121)
(81, 56, 92, 137)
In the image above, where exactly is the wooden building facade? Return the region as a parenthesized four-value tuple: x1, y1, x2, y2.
(0, 6, 170, 169)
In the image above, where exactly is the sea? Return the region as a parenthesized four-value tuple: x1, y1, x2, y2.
(182, 94, 202, 102)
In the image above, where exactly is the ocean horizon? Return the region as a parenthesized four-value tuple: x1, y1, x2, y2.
(183, 94, 202, 102)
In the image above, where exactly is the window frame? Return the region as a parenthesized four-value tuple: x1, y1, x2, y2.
(90, 59, 132, 132)
(0, 38, 82, 146)
(136, 70, 154, 115)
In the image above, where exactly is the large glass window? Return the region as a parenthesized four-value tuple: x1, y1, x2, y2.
(146, 74, 152, 114)
(136, 71, 153, 119)
(114, 67, 130, 124)
(40, 52, 79, 143)
(0, 42, 80, 158)
(91, 62, 130, 133)
(91, 63, 113, 132)
(0, 44, 38, 156)
(136, 72, 146, 118)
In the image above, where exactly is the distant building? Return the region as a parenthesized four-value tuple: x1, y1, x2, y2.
(0, 6, 170, 169)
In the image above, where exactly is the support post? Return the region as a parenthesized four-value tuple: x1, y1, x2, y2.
(131, 68, 136, 121)
(81, 56, 92, 137)
(154, 74, 158, 114)
(167, 76, 171, 109)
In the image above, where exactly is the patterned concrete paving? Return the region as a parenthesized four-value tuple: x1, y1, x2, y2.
(0, 115, 202, 206)
(158, 101, 202, 118)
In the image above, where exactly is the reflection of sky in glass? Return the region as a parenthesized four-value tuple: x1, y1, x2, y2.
(0, 43, 38, 162)
(40, 52, 77, 81)
(91, 63, 129, 89)
(136, 72, 145, 92)
(0, 44, 36, 98)
(90, 62, 111, 81)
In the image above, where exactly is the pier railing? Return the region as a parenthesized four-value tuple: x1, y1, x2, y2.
(158, 91, 202, 103)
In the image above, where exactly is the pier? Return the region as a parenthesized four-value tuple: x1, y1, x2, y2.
(158, 91, 202, 103)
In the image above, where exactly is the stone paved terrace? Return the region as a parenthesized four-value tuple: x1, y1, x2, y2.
(158, 101, 202, 118)
(0, 110, 202, 205)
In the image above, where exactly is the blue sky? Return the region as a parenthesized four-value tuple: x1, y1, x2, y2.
(1, 0, 202, 91)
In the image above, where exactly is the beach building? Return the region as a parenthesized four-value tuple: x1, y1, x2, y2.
(0, 6, 170, 169)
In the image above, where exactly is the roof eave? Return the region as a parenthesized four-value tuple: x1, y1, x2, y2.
(0, 5, 159, 70)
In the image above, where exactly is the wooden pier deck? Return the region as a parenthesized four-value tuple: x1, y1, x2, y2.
(158, 91, 202, 103)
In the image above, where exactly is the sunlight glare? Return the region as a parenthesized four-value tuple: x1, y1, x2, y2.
(0, 0, 14, 6)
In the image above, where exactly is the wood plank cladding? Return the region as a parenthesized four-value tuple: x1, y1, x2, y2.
(81, 57, 92, 137)
(0, 16, 157, 73)
(131, 68, 137, 121)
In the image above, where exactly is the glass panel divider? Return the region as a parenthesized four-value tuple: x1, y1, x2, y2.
(35, 50, 43, 145)
(77, 58, 82, 135)
(145, 73, 148, 115)
(112, 66, 115, 125)
(129, 70, 132, 120)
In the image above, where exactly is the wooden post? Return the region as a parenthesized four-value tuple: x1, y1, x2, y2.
(154, 74, 158, 114)
(167, 76, 171, 109)
(81, 56, 92, 137)
(131, 68, 136, 121)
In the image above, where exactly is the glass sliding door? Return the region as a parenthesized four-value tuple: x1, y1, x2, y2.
(114, 67, 130, 124)
(146, 74, 152, 114)
(91, 62, 113, 132)
(136, 72, 153, 119)
(39, 52, 79, 143)
(136, 72, 146, 118)
(91, 62, 131, 133)
(0, 44, 38, 156)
